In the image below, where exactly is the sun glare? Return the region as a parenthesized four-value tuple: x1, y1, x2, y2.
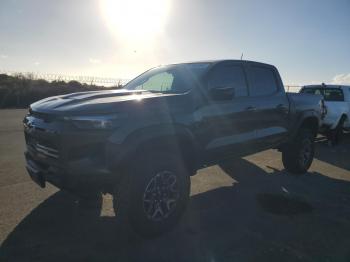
(100, 0, 171, 41)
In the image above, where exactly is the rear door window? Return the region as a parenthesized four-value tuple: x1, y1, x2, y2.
(246, 66, 279, 96)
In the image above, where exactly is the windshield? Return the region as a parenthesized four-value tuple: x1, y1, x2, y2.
(301, 87, 344, 101)
(124, 63, 210, 93)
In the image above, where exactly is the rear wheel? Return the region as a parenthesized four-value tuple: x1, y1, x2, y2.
(282, 128, 315, 174)
(328, 116, 346, 145)
(113, 150, 190, 237)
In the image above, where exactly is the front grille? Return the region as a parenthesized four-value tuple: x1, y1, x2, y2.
(25, 134, 60, 160)
(35, 143, 59, 159)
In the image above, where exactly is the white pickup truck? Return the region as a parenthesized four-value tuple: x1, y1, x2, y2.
(300, 84, 350, 144)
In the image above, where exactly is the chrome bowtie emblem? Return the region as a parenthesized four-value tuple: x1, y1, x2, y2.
(24, 118, 36, 132)
(27, 119, 34, 128)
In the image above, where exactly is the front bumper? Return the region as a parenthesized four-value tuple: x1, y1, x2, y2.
(25, 157, 46, 188)
(24, 151, 113, 192)
(23, 113, 117, 194)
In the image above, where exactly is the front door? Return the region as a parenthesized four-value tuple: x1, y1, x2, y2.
(193, 62, 259, 163)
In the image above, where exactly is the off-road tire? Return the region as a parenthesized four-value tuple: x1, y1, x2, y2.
(113, 151, 190, 238)
(282, 128, 315, 174)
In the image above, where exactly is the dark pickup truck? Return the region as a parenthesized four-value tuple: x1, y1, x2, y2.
(24, 60, 324, 236)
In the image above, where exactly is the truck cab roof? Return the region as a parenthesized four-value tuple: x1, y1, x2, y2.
(166, 59, 276, 68)
(303, 84, 350, 89)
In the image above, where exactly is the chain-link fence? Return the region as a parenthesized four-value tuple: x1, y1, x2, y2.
(1, 70, 306, 92)
(0, 70, 129, 86)
(285, 85, 302, 93)
(0, 71, 130, 108)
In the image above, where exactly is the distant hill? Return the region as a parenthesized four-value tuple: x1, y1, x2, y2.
(0, 73, 123, 108)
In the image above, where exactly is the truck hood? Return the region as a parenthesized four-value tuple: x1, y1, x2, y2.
(30, 89, 184, 115)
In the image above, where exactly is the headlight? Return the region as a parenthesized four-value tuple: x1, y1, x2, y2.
(64, 114, 126, 130)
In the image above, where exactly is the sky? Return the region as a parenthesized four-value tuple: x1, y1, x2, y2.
(0, 0, 349, 85)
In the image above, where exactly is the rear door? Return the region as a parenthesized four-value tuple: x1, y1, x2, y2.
(244, 63, 290, 149)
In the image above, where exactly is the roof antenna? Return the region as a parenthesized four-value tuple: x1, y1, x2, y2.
(240, 53, 244, 60)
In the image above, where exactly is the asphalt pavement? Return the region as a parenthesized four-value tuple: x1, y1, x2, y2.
(0, 109, 350, 262)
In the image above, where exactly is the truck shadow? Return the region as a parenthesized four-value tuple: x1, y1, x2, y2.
(1, 159, 350, 262)
(314, 132, 350, 171)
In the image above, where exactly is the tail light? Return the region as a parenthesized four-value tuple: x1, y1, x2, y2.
(319, 99, 327, 119)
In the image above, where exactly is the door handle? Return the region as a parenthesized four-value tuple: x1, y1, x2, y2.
(245, 106, 257, 112)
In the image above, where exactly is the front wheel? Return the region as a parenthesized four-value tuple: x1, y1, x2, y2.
(113, 151, 191, 237)
(282, 128, 315, 174)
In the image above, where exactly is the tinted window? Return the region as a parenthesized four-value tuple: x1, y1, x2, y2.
(301, 87, 344, 101)
(323, 88, 344, 101)
(208, 65, 248, 97)
(301, 88, 322, 95)
(248, 66, 278, 96)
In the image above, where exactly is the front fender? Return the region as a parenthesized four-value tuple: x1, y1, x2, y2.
(106, 123, 197, 170)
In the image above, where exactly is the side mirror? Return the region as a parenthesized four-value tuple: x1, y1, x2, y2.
(209, 86, 235, 100)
